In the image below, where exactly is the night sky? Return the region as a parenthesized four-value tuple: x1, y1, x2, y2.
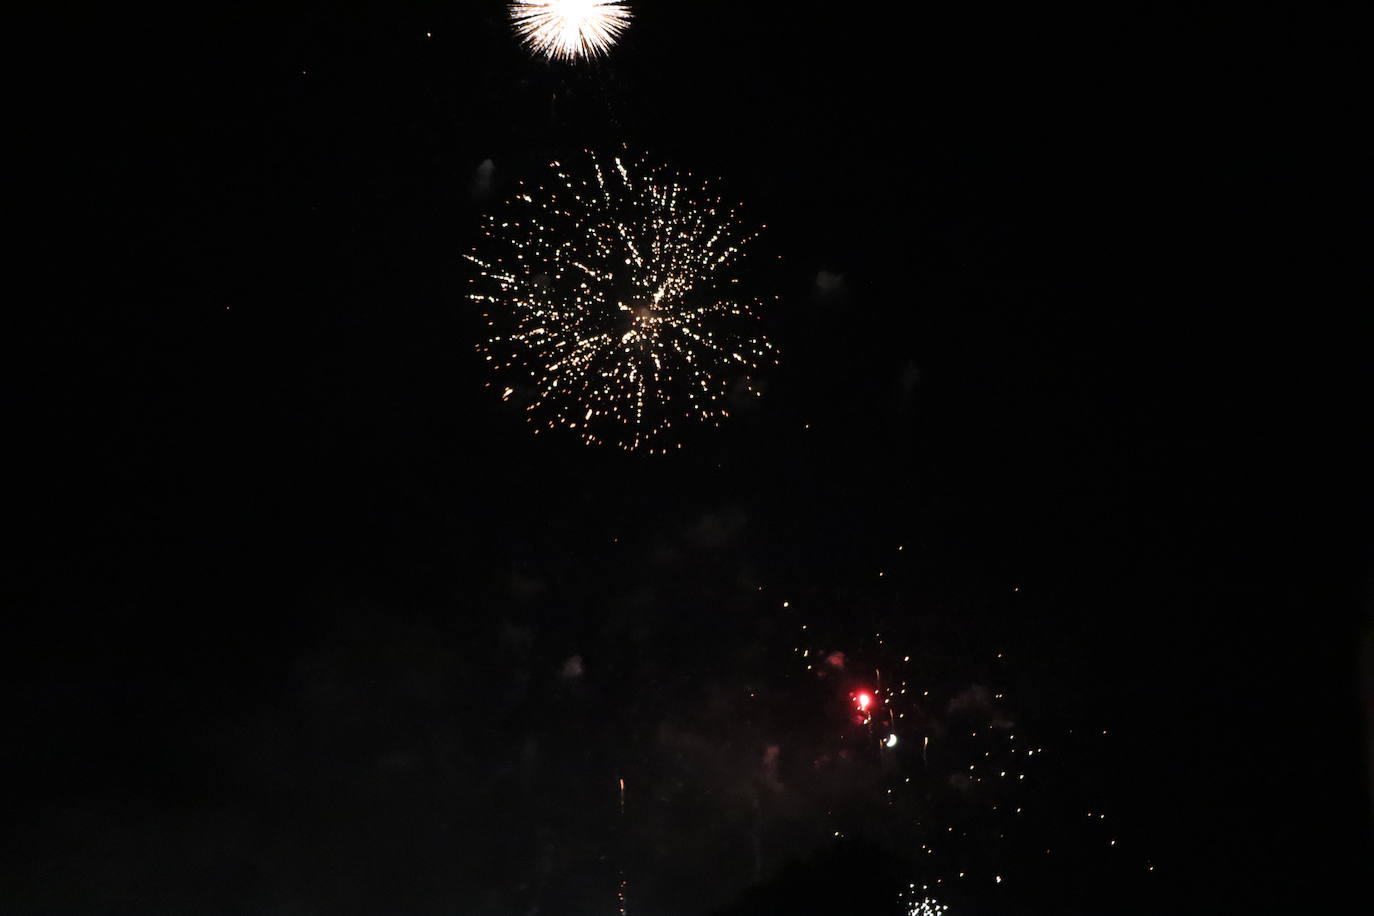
(7, 2, 1373, 914)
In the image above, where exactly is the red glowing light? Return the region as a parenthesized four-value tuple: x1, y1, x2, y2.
(856, 692, 873, 711)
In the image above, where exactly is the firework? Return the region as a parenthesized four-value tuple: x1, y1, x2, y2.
(770, 554, 1155, 900)
(509, 1, 633, 61)
(468, 150, 776, 453)
(904, 896, 950, 916)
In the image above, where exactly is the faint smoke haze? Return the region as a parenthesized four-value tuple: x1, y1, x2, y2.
(472, 158, 496, 197)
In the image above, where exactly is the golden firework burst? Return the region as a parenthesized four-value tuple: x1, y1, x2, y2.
(468, 150, 777, 453)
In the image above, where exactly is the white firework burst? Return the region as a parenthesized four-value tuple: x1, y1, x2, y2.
(509, 1, 633, 61)
(467, 150, 777, 454)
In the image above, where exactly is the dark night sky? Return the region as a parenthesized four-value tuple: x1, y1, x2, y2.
(6, 2, 1372, 914)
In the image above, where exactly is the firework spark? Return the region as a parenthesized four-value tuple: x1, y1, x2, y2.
(468, 150, 776, 453)
(775, 555, 1155, 899)
(509, 1, 633, 61)
(905, 896, 950, 916)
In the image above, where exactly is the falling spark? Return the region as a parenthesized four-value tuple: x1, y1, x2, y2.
(469, 149, 776, 453)
(509, 1, 632, 60)
(616, 776, 628, 914)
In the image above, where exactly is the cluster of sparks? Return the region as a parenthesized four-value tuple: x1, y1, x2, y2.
(509, 0, 633, 61)
(902, 891, 950, 916)
(769, 546, 1153, 900)
(468, 150, 776, 453)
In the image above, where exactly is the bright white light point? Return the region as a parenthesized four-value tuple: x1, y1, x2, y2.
(509, 1, 632, 61)
(996, 876, 1002, 884)
(885, 733, 898, 748)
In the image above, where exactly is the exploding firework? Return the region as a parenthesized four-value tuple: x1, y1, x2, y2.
(770, 552, 1155, 901)
(468, 150, 777, 453)
(509, 0, 633, 61)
